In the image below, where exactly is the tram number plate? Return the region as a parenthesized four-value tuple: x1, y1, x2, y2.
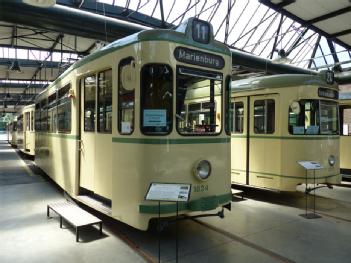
(193, 184, 208, 192)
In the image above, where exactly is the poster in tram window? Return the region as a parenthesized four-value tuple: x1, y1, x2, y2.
(143, 110, 166, 127)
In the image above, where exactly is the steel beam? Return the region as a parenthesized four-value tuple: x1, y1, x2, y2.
(308, 6, 351, 24)
(0, 0, 150, 43)
(258, 0, 351, 50)
(0, 58, 60, 68)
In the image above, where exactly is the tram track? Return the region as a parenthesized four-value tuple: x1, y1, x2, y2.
(191, 218, 296, 263)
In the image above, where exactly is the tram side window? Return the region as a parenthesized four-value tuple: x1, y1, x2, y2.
(84, 75, 96, 132)
(48, 92, 57, 133)
(35, 103, 41, 131)
(141, 64, 173, 135)
(17, 115, 23, 132)
(57, 84, 71, 133)
(25, 112, 30, 131)
(118, 58, 135, 135)
(40, 99, 48, 132)
(341, 107, 351, 135)
(225, 76, 231, 135)
(97, 69, 112, 133)
(231, 102, 244, 133)
(254, 99, 275, 134)
(31, 111, 34, 131)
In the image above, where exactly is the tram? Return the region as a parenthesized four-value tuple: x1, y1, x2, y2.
(230, 73, 341, 191)
(34, 18, 232, 230)
(8, 118, 17, 147)
(339, 93, 351, 178)
(16, 104, 36, 156)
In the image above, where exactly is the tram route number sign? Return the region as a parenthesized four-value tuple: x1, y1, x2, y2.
(297, 161, 323, 170)
(145, 183, 191, 202)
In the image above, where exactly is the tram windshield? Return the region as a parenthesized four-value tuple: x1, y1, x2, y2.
(176, 67, 222, 135)
(288, 100, 339, 135)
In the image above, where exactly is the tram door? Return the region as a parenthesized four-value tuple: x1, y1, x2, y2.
(231, 97, 248, 185)
(79, 76, 96, 192)
(248, 94, 279, 188)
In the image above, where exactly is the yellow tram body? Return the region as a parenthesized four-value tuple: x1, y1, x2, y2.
(339, 97, 351, 176)
(34, 18, 231, 230)
(230, 74, 341, 191)
(16, 104, 36, 156)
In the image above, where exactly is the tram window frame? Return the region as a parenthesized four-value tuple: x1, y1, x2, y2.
(176, 66, 223, 136)
(253, 99, 275, 134)
(17, 115, 23, 132)
(288, 100, 338, 136)
(140, 63, 173, 135)
(231, 101, 244, 134)
(25, 112, 30, 131)
(84, 75, 97, 132)
(40, 99, 48, 132)
(35, 103, 41, 131)
(340, 106, 351, 136)
(97, 68, 112, 134)
(224, 76, 231, 135)
(57, 83, 72, 133)
(47, 92, 57, 133)
(118, 57, 135, 135)
(31, 110, 34, 131)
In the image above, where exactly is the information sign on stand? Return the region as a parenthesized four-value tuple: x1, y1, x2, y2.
(145, 183, 191, 202)
(145, 183, 191, 263)
(297, 161, 323, 219)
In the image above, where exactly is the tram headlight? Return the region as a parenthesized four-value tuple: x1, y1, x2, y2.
(193, 160, 211, 180)
(328, 155, 336, 167)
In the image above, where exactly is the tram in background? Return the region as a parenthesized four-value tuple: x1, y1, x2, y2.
(8, 118, 17, 147)
(230, 73, 340, 191)
(34, 18, 232, 230)
(339, 93, 351, 179)
(16, 104, 35, 156)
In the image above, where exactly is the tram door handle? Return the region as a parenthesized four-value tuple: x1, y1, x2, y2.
(78, 140, 83, 152)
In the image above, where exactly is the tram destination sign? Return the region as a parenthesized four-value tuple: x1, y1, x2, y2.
(318, 87, 338, 100)
(174, 47, 225, 69)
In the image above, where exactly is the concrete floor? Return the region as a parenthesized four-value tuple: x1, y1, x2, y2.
(1, 132, 351, 263)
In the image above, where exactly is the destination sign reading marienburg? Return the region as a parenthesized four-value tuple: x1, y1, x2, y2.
(174, 47, 225, 69)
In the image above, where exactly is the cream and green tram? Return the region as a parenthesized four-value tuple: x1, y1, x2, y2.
(230, 74, 340, 191)
(17, 104, 36, 156)
(34, 18, 232, 230)
(339, 94, 351, 178)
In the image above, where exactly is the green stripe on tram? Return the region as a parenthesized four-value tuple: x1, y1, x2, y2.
(112, 137, 230, 144)
(231, 169, 339, 180)
(231, 135, 339, 140)
(139, 193, 232, 214)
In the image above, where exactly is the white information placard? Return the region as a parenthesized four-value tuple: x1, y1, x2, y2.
(298, 161, 323, 170)
(145, 183, 191, 202)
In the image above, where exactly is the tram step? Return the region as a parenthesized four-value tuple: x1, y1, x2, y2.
(77, 195, 112, 215)
(47, 201, 103, 242)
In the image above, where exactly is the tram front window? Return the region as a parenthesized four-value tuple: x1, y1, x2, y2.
(288, 100, 338, 135)
(176, 67, 222, 135)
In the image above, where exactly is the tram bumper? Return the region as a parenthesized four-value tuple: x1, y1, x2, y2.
(139, 193, 232, 214)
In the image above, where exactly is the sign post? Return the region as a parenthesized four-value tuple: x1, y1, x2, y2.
(297, 161, 323, 219)
(145, 183, 191, 263)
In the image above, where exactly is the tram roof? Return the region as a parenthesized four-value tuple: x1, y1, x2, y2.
(231, 74, 336, 92)
(38, 24, 231, 99)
